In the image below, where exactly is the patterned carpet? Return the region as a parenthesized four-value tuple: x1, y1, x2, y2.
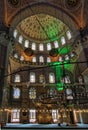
(1, 123, 88, 129)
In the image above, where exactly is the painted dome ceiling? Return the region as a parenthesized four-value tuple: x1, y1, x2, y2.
(11, 13, 78, 65)
(16, 13, 69, 42)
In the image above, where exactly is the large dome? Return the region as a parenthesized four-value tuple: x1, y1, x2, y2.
(11, 13, 75, 64)
(16, 13, 69, 43)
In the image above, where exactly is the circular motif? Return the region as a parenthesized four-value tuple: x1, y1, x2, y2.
(65, 0, 81, 10)
(19, 14, 68, 42)
(8, 0, 20, 6)
(67, 0, 79, 7)
(24, 48, 33, 57)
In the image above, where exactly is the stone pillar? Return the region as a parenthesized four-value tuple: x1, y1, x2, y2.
(0, 32, 13, 123)
(69, 109, 75, 124)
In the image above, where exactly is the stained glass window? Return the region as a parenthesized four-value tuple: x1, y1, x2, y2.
(39, 74, 45, 83)
(62, 75, 71, 84)
(61, 36, 66, 45)
(47, 43, 51, 50)
(24, 40, 29, 48)
(20, 56, 24, 61)
(29, 109, 36, 122)
(66, 30, 72, 40)
(49, 73, 55, 83)
(47, 57, 51, 63)
(18, 35, 23, 44)
(11, 109, 20, 122)
(29, 88, 36, 99)
(14, 53, 18, 58)
(13, 87, 20, 99)
(13, 29, 18, 38)
(14, 74, 20, 82)
(78, 75, 84, 84)
(32, 56, 36, 62)
(52, 109, 58, 122)
(66, 88, 73, 100)
(32, 43, 36, 50)
(59, 56, 63, 62)
(54, 41, 59, 48)
(65, 55, 69, 60)
(39, 43, 44, 51)
(30, 72, 35, 83)
(39, 56, 44, 63)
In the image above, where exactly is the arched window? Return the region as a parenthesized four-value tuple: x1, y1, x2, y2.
(14, 74, 20, 82)
(54, 41, 59, 48)
(11, 109, 20, 122)
(24, 40, 29, 48)
(62, 75, 71, 84)
(30, 72, 35, 83)
(66, 30, 72, 40)
(70, 52, 75, 57)
(61, 36, 66, 45)
(66, 88, 73, 100)
(39, 43, 44, 51)
(49, 73, 55, 83)
(14, 53, 18, 58)
(20, 56, 24, 61)
(32, 56, 36, 63)
(18, 35, 23, 44)
(47, 43, 51, 50)
(29, 109, 36, 122)
(13, 87, 21, 99)
(32, 43, 36, 50)
(29, 87, 36, 99)
(65, 76, 71, 83)
(39, 56, 44, 63)
(59, 56, 63, 62)
(47, 57, 51, 63)
(13, 29, 18, 38)
(52, 109, 58, 122)
(39, 74, 45, 83)
(78, 75, 84, 84)
(65, 55, 69, 60)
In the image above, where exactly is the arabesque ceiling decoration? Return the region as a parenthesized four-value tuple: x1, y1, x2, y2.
(10, 13, 76, 64)
(17, 14, 69, 42)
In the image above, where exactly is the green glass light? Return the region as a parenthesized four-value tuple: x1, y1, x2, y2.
(56, 83, 64, 91)
(50, 61, 64, 91)
(58, 46, 71, 55)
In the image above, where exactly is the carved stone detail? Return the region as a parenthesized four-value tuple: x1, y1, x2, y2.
(8, 0, 20, 7)
(64, 0, 82, 11)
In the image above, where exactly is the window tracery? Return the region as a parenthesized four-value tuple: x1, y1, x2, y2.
(39, 43, 44, 51)
(32, 43, 36, 50)
(30, 72, 35, 83)
(49, 73, 55, 83)
(29, 88, 36, 99)
(24, 40, 29, 48)
(13, 87, 21, 99)
(14, 74, 21, 82)
(47, 43, 51, 50)
(61, 36, 66, 45)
